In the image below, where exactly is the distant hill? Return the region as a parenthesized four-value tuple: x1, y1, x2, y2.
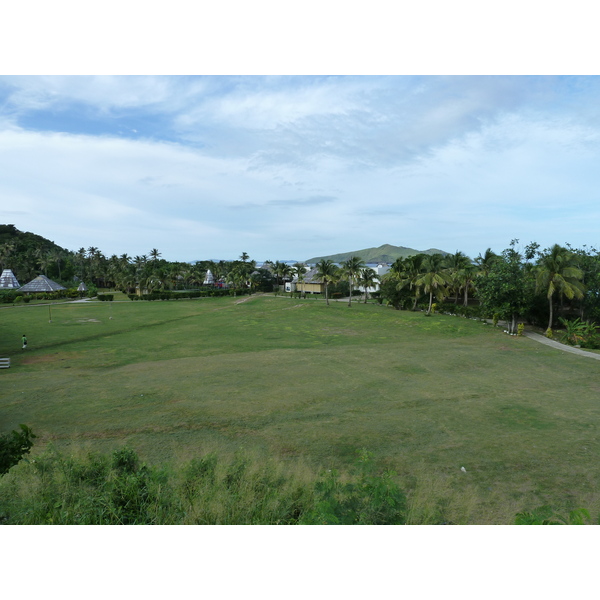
(0, 224, 70, 255)
(305, 244, 448, 265)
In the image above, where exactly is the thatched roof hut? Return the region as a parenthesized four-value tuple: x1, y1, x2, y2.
(0, 269, 20, 289)
(19, 275, 66, 293)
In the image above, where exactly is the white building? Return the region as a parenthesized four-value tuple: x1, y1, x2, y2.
(356, 263, 390, 294)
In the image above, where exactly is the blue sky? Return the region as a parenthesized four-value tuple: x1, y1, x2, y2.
(2, 75, 600, 263)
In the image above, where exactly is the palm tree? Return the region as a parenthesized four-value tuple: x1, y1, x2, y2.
(315, 259, 338, 306)
(239, 252, 250, 262)
(535, 244, 585, 331)
(357, 267, 379, 303)
(340, 256, 366, 306)
(273, 261, 292, 289)
(399, 253, 426, 311)
(475, 248, 499, 277)
(293, 263, 307, 296)
(75, 247, 87, 279)
(149, 248, 162, 266)
(458, 262, 477, 307)
(415, 254, 451, 314)
(446, 251, 470, 304)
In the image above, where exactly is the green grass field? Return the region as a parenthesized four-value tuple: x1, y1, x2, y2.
(2, 294, 600, 523)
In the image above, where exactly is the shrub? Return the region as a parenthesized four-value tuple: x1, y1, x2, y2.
(0, 425, 36, 476)
(299, 449, 406, 525)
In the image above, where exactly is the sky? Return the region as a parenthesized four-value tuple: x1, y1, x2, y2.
(2, 75, 600, 263)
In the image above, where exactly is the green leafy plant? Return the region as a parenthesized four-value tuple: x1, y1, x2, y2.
(0, 425, 36, 476)
(299, 449, 406, 525)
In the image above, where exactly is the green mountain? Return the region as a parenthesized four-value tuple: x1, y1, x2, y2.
(305, 244, 448, 265)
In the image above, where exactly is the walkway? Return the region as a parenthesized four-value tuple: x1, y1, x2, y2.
(523, 331, 600, 361)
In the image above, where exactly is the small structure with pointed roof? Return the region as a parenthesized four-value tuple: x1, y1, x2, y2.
(19, 275, 66, 294)
(0, 269, 20, 289)
(77, 281, 88, 292)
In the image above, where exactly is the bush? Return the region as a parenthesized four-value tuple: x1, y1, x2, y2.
(0, 425, 36, 476)
(299, 449, 406, 525)
(97, 294, 114, 302)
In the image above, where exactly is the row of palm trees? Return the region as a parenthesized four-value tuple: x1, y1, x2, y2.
(2, 235, 591, 330)
(379, 244, 587, 331)
(313, 257, 379, 306)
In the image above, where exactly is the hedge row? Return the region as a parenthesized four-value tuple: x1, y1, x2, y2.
(128, 289, 251, 301)
(0, 288, 94, 303)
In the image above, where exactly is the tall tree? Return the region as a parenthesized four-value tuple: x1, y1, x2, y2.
(401, 254, 427, 311)
(315, 259, 338, 306)
(357, 267, 379, 303)
(339, 256, 366, 306)
(474, 248, 500, 277)
(446, 251, 471, 304)
(415, 254, 451, 314)
(535, 244, 585, 331)
(475, 245, 527, 334)
(149, 248, 162, 266)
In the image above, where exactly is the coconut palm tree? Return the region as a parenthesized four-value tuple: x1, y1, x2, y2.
(339, 256, 366, 306)
(315, 259, 338, 306)
(399, 253, 427, 311)
(475, 248, 499, 277)
(273, 261, 292, 289)
(458, 262, 477, 307)
(357, 267, 379, 303)
(293, 263, 307, 296)
(415, 253, 451, 314)
(535, 244, 585, 331)
(446, 251, 470, 304)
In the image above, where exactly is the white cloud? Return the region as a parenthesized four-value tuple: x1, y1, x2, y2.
(2, 76, 600, 261)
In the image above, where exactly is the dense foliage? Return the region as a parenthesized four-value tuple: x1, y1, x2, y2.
(0, 425, 36, 476)
(0, 445, 408, 525)
(379, 240, 599, 334)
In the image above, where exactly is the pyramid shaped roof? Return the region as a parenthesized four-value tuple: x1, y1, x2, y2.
(0, 269, 20, 289)
(19, 275, 66, 293)
(77, 281, 88, 291)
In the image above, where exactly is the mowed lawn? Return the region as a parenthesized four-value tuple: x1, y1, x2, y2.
(2, 295, 600, 523)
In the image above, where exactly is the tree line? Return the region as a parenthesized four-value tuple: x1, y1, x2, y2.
(3, 225, 599, 334)
(377, 240, 596, 336)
